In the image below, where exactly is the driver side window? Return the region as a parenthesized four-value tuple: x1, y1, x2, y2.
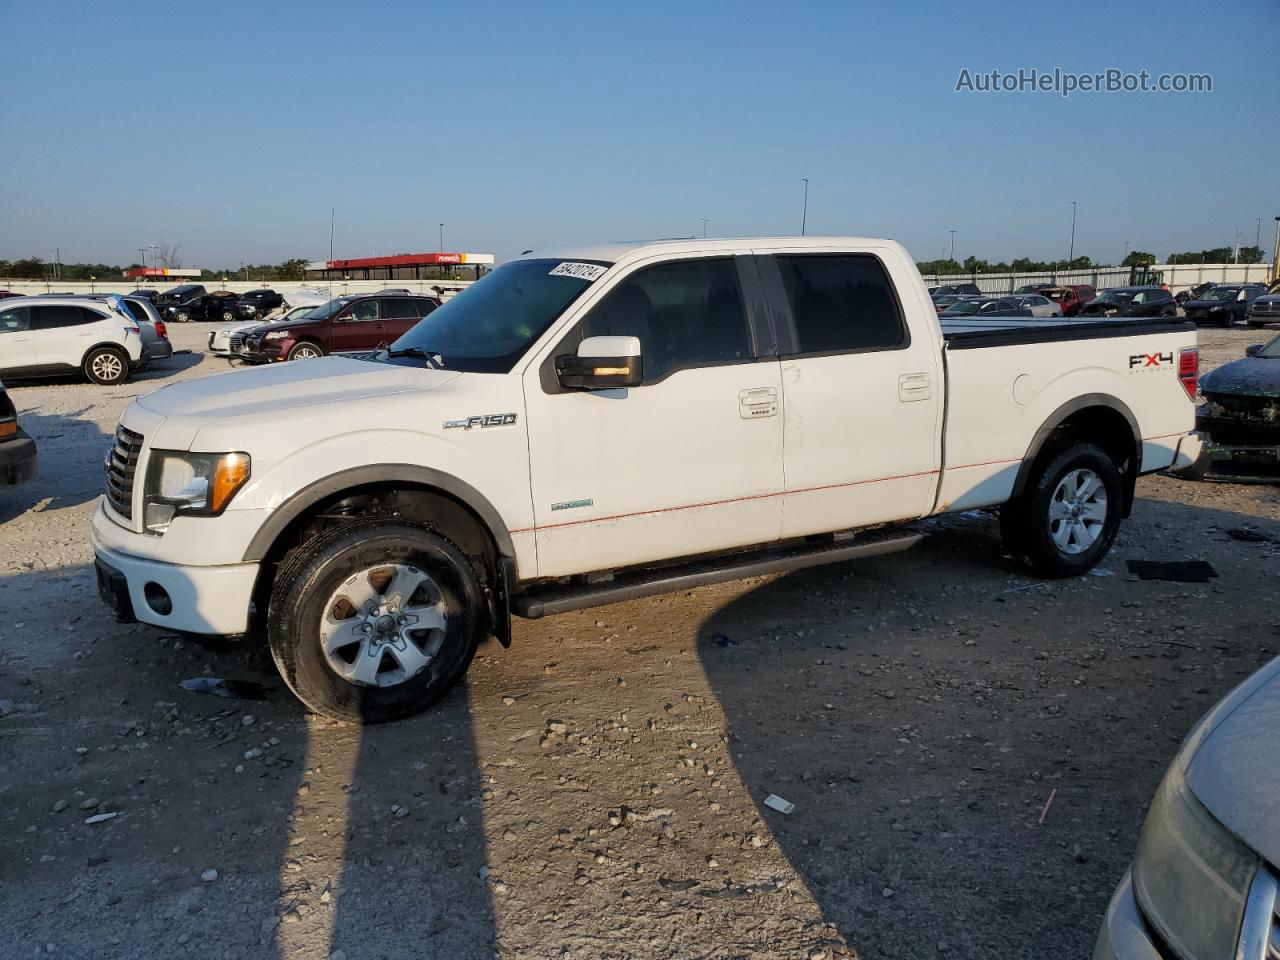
(351, 299, 381, 322)
(577, 257, 752, 383)
(0, 306, 31, 333)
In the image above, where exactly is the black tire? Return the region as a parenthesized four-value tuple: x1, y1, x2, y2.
(1000, 443, 1123, 578)
(287, 341, 325, 361)
(83, 346, 130, 385)
(175, 310, 191, 323)
(267, 520, 484, 724)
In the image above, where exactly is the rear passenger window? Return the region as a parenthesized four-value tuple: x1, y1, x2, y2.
(580, 257, 751, 383)
(776, 254, 907, 354)
(30, 305, 101, 330)
(412, 298, 437, 317)
(383, 299, 419, 319)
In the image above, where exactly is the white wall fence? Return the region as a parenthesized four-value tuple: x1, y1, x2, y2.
(921, 262, 1275, 296)
(0, 278, 477, 300)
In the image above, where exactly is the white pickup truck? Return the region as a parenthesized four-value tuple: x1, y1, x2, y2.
(91, 238, 1204, 723)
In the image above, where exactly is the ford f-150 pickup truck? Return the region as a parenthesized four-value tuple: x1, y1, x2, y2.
(90, 238, 1203, 723)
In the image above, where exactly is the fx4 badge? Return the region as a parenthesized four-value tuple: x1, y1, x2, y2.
(1129, 352, 1173, 369)
(443, 413, 518, 430)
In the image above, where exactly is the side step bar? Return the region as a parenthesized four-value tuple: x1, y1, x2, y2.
(511, 530, 924, 619)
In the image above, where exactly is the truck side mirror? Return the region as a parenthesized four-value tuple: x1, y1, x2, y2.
(1245, 344, 1262, 357)
(556, 335, 643, 390)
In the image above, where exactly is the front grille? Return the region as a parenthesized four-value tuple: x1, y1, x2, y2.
(105, 425, 143, 520)
(229, 334, 245, 353)
(1251, 302, 1279, 316)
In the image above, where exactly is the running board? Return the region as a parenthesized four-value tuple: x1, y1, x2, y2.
(511, 530, 924, 619)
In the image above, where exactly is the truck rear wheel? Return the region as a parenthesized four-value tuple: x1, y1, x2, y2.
(1000, 443, 1123, 578)
(267, 520, 484, 724)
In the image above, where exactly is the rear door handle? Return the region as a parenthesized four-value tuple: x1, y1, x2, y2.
(739, 386, 778, 419)
(898, 373, 932, 402)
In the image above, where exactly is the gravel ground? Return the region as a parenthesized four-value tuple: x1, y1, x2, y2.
(1, 320, 1277, 960)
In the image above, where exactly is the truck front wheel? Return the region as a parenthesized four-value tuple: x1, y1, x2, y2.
(1000, 443, 1123, 578)
(267, 520, 484, 724)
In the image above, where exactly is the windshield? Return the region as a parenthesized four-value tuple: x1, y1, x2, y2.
(281, 306, 314, 321)
(1258, 334, 1280, 359)
(1202, 286, 1239, 301)
(303, 296, 356, 321)
(386, 258, 609, 372)
(1094, 290, 1137, 304)
(157, 289, 196, 305)
(941, 300, 984, 316)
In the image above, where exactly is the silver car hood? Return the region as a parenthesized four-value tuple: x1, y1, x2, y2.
(1185, 657, 1280, 869)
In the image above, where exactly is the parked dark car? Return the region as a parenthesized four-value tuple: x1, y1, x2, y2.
(238, 293, 441, 363)
(930, 293, 981, 314)
(1013, 282, 1057, 295)
(1174, 333, 1280, 480)
(0, 290, 23, 300)
(234, 288, 285, 321)
(1246, 292, 1280, 328)
(158, 286, 240, 323)
(939, 297, 1032, 318)
(1078, 286, 1177, 318)
(1182, 284, 1267, 326)
(1173, 281, 1215, 305)
(0, 379, 37, 488)
(932, 282, 982, 296)
(127, 288, 160, 304)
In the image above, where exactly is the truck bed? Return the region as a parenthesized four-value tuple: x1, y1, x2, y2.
(940, 316, 1193, 347)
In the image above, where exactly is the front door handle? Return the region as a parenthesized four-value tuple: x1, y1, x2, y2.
(739, 386, 778, 419)
(898, 373, 932, 402)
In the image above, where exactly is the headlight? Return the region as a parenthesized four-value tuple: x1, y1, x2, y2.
(1132, 764, 1258, 960)
(264, 330, 290, 340)
(143, 451, 251, 533)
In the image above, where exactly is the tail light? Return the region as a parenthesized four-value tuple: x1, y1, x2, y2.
(1178, 348, 1199, 400)
(155, 321, 168, 339)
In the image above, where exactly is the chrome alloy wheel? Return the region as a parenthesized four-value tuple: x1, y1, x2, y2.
(1048, 468, 1107, 555)
(319, 564, 448, 687)
(92, 352, 124, 381)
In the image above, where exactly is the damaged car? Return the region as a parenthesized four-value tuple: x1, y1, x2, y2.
(1175, 333, 1280, 480)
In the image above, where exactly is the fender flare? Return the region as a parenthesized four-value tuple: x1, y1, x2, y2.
(240, 463, 517, 562)
(1009, 393, 1141, 503)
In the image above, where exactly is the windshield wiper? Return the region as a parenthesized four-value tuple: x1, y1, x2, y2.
(382, 346, 445, 369)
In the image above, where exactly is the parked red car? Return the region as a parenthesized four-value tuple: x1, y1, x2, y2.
(237, 292, 441, 362)
(1042, 284, 1097, 317)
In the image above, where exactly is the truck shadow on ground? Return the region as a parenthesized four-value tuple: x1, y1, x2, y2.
(693, 494, 1279, 960)
(0, 559, 498, 959)
(0, 408, 115, 521)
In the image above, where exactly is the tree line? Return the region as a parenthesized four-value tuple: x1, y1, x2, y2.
(917, 246, 1267, 275)
(0, 257, 312, 282)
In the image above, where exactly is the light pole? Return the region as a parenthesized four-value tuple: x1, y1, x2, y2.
(800, 179, 809, 236)
(1123, 240, 1129, 263)
(700, 219, 709, 238)
(138, 247, 149, 271)
(1068, 201, 1077, 263)
(948, 230, 956, 261)
(1272, 217, 1280, 282)
(439, 223, 444, 253)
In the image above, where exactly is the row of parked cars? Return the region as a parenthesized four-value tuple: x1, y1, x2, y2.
(927, 280, 1280, 326)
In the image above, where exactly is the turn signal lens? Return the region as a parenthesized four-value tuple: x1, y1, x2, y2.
(210, 453, 251, 513)
(0, 421, 15, 438)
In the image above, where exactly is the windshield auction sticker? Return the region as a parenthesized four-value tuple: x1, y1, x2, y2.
(549, 262, 609, 281)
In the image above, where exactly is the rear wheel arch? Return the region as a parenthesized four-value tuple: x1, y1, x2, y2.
(1011, 395, 1140, 515)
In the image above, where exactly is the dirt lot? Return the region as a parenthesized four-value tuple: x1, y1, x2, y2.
(1, 322, 1277, 960)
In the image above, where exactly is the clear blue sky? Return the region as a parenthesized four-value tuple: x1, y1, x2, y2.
(2, 0, 1276, 268)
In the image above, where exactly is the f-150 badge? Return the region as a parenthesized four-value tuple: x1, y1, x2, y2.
(443, 413, 518, 430)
